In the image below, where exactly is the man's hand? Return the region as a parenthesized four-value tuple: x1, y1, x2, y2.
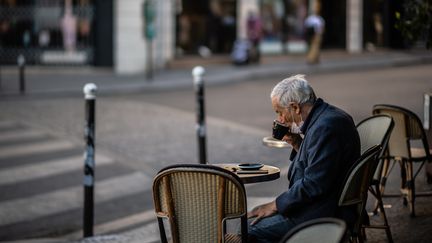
(247, 201, 278, 225)
(282, 133, 303, 152)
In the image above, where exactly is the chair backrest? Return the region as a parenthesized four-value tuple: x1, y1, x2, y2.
(279, 217, 347, 243)
(373, 104, 431, 159)
(338, 145, 381, 236)
(356, 114, 394, 180)
(152, 164, 247, 243)
(339, 145, 381, 206)
(356, 114, 394, 156)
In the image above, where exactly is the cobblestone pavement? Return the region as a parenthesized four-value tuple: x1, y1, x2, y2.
(1, 51, 432, 242)
(0, 96, 290, 242)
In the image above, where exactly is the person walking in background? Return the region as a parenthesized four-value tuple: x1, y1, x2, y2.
(247, 74, 360, 242)
(61, 0, 77, 53)
(246, 10, 262, 63)
(304, 0, 324, 64)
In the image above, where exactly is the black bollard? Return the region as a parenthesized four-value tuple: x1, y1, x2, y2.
(424, 93, 432, 183)
(17, 55, 25, 94)
(83, 83, 97, 237)
(192, 66, 207, 164)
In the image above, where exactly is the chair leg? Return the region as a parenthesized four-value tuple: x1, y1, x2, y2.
(157, 218, 168, 243)
(399, 160, 409, 206)
(356, 206, 366, 243)
(374, 158, 392, 215)
(372, 184, 381, 215)
(375, 186, 394, 243)
(406, 161, 416, 217)
(427, 162, 432, 184)
(379, 158, 392, 195)
(365, 185, 394, 243)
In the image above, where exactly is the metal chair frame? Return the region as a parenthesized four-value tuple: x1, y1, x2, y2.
(338, 145, 382, 243)
(356, 114, 394, 242)
(373, 104, 432, 217)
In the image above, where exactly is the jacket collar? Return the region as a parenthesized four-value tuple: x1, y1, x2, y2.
(300, 98, 328, 135)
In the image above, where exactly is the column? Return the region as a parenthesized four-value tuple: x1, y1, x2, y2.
(347, 0, 363, 53)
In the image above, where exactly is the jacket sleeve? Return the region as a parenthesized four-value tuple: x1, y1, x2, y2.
(275, 123, 343, 215)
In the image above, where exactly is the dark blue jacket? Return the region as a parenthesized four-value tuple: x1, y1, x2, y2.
(275, 98, 360, 224)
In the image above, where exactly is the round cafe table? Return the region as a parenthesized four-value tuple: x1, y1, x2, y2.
(215, 163, 280, 184)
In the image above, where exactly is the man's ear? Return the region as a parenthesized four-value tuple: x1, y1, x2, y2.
(289, 102, 301, 115)
(295, 104, 302, 115)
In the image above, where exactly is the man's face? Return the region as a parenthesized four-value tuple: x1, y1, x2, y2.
(272, 97, 302, 125)
(272, 97, 292, 125)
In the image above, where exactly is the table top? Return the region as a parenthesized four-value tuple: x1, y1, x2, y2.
(215, 163, 280, 184)
(262, 136, 291, 148)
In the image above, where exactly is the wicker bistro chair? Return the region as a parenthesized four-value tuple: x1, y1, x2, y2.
(356, 115, 394, 242)
(279, 217, 347, 243)
(338, 145, 382, 243)
(152, 164, 247, 243)
(373, 104, 432, 217)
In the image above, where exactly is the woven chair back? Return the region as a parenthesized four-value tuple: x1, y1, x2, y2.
(373, 104, 430, 159)
(153, 164, 247, 243)
(357, 115, 394, 155)
(338, 145, 381, 206)
(356, 114, 394, 179)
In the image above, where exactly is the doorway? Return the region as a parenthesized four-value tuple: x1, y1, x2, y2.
(176, 0, 237, 56)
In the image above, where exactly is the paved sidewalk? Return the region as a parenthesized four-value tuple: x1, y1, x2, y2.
(1, 49, 431, 96)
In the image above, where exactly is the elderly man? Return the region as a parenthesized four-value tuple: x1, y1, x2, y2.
(247, 74, 360, 242)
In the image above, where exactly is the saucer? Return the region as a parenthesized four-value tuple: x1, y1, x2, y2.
(238, 163, 264, 170)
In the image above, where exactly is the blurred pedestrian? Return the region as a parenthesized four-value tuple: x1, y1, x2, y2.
(61, 0, 77, 52)
(246, 10, 262, 63)
(231, 39, 251, 65)
(304, 0, 324, 64)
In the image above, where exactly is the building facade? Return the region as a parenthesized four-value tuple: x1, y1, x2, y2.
(0, 0, 113, 66)
(0, 0, 407, 74)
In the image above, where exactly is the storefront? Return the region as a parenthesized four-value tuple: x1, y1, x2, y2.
(320, 0, 346, 48)
(0, 0, 408, 72)
(175, 0, 309, 56)
(0, 0, 112, 66)
(258, 0, 308, 53)
(175, 0, 237, 55)
(363, 0, 405, 50)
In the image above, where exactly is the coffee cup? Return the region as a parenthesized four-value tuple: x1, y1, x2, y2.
(272, 120, 290, 140)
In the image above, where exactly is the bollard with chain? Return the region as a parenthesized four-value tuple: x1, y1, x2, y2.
(83, 83, 97, 237)
(192, 66, 207, 164)
(17, 54, 25, 94)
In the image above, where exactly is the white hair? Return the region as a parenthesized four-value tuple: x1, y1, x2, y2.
(270, 74, 316, 107)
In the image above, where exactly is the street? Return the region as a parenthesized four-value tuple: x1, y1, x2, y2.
(0, 64, 432, 242)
